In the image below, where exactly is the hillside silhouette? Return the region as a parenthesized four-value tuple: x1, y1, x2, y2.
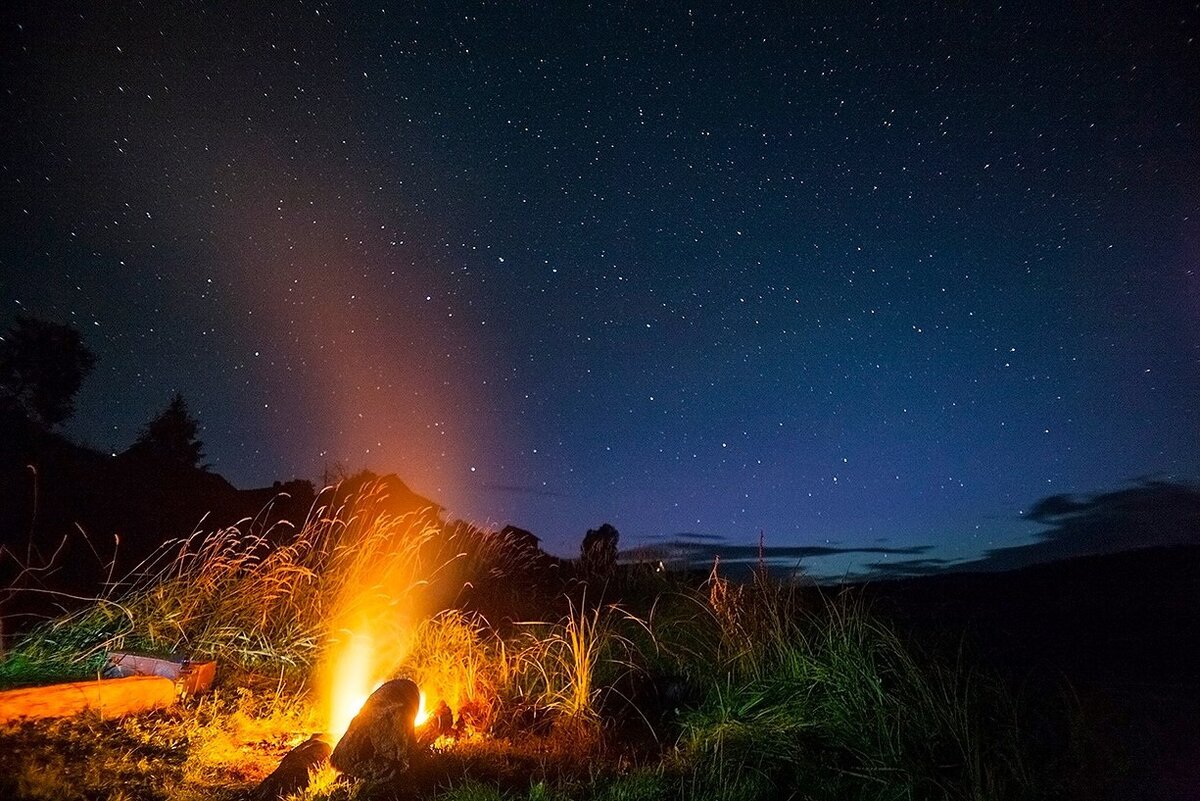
(0, 412, 319, 621)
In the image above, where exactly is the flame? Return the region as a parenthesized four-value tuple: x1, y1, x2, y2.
(330, 682, 431, 744)
(313, 488, 472, 746)
(326, 633, 383, 743)
(414, 690, 430, 727)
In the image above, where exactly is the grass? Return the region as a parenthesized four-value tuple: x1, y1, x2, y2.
(0, 481, 1050, 800)
(0, 684, 317, 801)
(671, 569, 1032, 801)
(509, 599, 645, 724)
(405, 610, 506, 733)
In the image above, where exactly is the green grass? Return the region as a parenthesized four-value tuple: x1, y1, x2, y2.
(0, 610, 117, 689)
(668, 572, 1031, 801)
(431, 781, 571, 801)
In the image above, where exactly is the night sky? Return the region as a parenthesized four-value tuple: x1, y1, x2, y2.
(2, 2, 1197, 573)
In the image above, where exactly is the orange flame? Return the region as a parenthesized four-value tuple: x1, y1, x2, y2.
(314, 490, 471, 745)
(325, 633, 383, 743)
(414, 691, 430, 728)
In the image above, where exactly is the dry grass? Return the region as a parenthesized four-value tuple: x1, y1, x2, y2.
(507, 599, 650, 730)
(0, 480, 538, 687)
(0, 684, 320, 801)
(404, 610, 506, 732)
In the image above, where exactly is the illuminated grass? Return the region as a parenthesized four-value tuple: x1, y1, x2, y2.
(509, 598, 649, 727)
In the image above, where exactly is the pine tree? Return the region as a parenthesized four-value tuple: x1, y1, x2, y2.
(130, 393, 205, 468)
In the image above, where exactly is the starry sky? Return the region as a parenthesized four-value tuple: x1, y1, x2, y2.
(1, 1, 1197, 573)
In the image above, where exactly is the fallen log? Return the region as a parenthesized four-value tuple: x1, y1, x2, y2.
(106, 651, 217, 695)
(0, 675, 177, 725)
(330, 678, 421, 782)
(252, 734, 332, 800)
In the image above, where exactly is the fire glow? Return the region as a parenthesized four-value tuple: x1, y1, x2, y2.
(325, 633, 379, 743)
(313, 493, 466, 746)
(326, 665, 432, 745)
(320, 612, 425, 745)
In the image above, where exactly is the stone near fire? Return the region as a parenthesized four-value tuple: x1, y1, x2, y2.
(252, 734, 331, 800)
(330, 678, 421, 782)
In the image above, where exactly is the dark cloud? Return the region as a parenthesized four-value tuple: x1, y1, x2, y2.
(644, 531, 730, 543)
(964, 481, 1200, 573)
(622, 534, 932, 577)
(859, 557, 960, 579)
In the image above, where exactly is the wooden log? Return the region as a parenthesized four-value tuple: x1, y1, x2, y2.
(0, 675, 177, 725)
(106, 651, 217, 695)
(330, 678, 420, 781)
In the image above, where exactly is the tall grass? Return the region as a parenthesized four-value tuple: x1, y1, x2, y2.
(509, 599, 648, 726)
(671, 565, 1031, 801)
(1, 488, 1039, 801)
(404, 609, 506, 730)
(0, 480, 534, 687)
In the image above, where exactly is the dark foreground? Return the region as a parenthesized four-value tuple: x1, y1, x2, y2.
(868, 545, 1200, 801)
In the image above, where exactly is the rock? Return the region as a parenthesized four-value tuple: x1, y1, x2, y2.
(330, 678, 421, 782)
(253, 734, 331, 800)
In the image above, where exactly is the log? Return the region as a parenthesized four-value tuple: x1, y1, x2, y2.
(330, 678, 420, 781)
(0, 675, 177, 724)
(253, 734, 332, 800)
(106, 651, 217, 695)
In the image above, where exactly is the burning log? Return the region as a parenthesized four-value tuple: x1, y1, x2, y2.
(330, 678, 421, 782)
(252, 734, 332, 800)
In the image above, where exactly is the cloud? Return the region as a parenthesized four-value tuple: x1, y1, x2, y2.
(957, 480, 1200, 573)
(858, 557, 960, 579)
(665, 531, 729, 543)
(627, 480, 1200, 582)
(622, 534, 932, 577)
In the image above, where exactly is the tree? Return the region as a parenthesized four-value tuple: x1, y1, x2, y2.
(580, 522, 620, 578)
(0, 315, 95, 427)
(129, 393, 206, 468)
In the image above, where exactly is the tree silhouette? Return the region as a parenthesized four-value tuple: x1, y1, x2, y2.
(128, 393, 206, 468)
(0, 315, 95, 427)
(581, 522, 620, 578)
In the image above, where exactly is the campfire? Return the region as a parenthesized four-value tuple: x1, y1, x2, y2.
(252, 494, 501, 797)
(257, 673, 478, 798)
